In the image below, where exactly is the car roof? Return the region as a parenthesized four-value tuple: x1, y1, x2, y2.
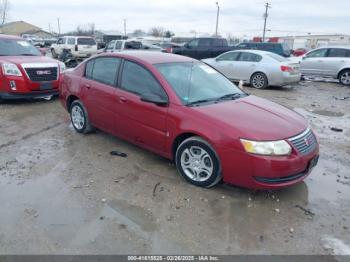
(104, 51, 196, 64)
(62, 36, 94, 38)
(0, 34, 23, 40)
(229, 49, 277, 56)
(315, 45, 350, 49)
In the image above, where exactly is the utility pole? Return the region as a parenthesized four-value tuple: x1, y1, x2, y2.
(57, 18, 61, 37)
(48, 23, 51, 34)
(215, 2, 220, 36)
(262, 2, 271, 42)
(123, 19, 127, 38)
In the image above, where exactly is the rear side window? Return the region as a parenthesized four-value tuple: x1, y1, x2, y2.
(77, 38, 96, 46)
(239, 52, 262, 62)
(328, 48, 350, 57)
(115, 41, 123, 50)
(106, 41, 115, 50)
(213, 38, 224, 47)
(67, 38, 75, 45)
(121, 61, 166, 98)
(85, 57, 121, 86)
(199, 39, 211, 47)
(217, 52, 240, 61)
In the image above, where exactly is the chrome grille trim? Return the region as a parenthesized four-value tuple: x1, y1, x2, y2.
(288, 128, 317, 155)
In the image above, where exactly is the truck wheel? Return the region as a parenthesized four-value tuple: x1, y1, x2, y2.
(51, 49, 58, 58)
(339, 70, 350, 86)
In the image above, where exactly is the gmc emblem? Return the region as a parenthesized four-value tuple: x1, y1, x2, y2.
(36, 70, 51, 75)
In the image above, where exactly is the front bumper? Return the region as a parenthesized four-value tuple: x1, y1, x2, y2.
(219, 144, 319, 190)
(0, 90, 59, 100)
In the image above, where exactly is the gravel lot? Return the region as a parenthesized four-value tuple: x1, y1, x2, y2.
(0, 80, 349, 255)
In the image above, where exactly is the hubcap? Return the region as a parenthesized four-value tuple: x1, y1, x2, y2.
(71, 105, 85, 130)
(252, 74, 265, 88)
(340, 72, 350, 85)
(180, 146, 213, 182)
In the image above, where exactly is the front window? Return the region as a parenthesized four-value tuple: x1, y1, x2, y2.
(306, 49, 328, 58)
(0, 39, 41, 56)
(156, 62, 245, 105)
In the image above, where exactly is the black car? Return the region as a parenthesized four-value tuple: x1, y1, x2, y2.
(235, 42, 291, 57)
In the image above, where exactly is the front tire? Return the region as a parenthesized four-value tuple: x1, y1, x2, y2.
(175, 136, 222, 188)
(339, 70, 350, 86)
(70, 100, 94, 134)
(251, 72, 268, 89)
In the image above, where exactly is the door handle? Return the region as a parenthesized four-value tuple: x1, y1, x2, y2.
(83, 83, 91, 89)
(119, 96, 127, 103)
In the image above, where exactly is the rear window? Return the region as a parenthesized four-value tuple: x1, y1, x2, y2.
(267, 53, 288, 62)
(77, 38, 96, 46)
(85, 57, 121, 86)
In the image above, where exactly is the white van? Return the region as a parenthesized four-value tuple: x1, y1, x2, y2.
(51, 36, 98, 58)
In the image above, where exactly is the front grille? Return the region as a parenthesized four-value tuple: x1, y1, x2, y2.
(288, 128, 317, 155)
(24, 67, 58, 82)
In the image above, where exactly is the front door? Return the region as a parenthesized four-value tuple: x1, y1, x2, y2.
(213, 52, 241, 79)
(235, 52, 262, 81)
(300, 48, 329, 76)
(115, 60, 168, 153)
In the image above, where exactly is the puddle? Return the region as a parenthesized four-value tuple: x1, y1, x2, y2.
(310, 110, 344, 117)
(107, 199, 156, 232)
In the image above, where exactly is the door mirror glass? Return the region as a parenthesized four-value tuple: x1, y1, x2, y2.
(140, 93, 168, 106)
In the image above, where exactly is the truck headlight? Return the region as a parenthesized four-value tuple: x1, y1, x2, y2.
(240, 139, 292, 156)
(2, 63, 22, 76)
(59, 62, 66, 73)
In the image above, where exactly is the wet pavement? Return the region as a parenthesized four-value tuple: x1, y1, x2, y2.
(0, 81, 349, 255)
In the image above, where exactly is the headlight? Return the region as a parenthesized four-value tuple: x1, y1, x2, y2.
(240, 139, 292, 156)
(2, 63, 22, 76)
(59, 62, 66, 73)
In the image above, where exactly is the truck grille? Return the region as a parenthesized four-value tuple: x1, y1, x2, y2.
(24, 67, 58, 82)
(288, 128, 317, 155)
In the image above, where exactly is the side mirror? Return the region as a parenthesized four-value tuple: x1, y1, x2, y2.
(140, 93, 168, 106)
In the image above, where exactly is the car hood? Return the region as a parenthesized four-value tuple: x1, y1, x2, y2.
(0, 55, 59, 65)
(193, 95, 307, 140)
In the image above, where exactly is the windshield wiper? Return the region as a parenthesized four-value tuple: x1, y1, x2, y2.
(215, 93, 246, 102)
(187, 98, 215, 107)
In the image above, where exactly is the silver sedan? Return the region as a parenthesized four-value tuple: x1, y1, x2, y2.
(202, 50, 301, 88)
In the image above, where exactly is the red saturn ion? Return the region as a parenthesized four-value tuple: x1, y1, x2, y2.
(0, 35, 65, 102)
(59, 51, 319, 189)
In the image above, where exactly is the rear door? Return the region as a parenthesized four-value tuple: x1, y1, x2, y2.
(196, 38, 212, 59)
(116, 60, 168, 153)
(300, 48, 329, 76)
(235, 52, 263, 81)
(213, 52, 241, 79)
(325, 48, 350, 77)
(80, 57, 122, 134)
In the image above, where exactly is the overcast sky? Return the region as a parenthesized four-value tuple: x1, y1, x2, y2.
(7, 0, 350, 37)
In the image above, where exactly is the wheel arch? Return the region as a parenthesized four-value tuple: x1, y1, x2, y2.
(66, 95, 80, 113)
(337, 68, 350, 79)
(171, 132, 207, 161)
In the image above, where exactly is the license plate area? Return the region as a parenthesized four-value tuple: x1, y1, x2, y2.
(40, 82, 53, 90)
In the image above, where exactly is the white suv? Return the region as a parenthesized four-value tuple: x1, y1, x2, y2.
(300, 46, 350, 86)
(51, 36, 98, 59)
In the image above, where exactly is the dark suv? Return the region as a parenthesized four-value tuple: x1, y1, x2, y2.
(235, 43, 291, 57)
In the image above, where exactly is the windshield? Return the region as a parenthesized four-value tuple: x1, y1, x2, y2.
(77, 38, 96, 45)
(267, 53, 288, 62)
(0, 39, 41, 56)
(155, 62, 245, 105)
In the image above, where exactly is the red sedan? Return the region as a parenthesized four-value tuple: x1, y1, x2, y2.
(0, 35, 65, 101)
(59, 51, 319, 189)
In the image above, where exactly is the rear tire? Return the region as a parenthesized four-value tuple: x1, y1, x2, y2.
(251, 72, 268, 89)
(175, 136, 222, 188)
(338, 70, 350, 86)
(70, 100, 94, 134)
(51, 48, 58, 58)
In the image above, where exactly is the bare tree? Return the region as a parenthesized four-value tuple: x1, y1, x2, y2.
(149, 27, 164, 37)
(0, 0, 10, 25)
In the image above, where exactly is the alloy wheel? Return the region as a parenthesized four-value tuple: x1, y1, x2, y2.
(71, 105, 85, 130)
(340, 71, 350, 86)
